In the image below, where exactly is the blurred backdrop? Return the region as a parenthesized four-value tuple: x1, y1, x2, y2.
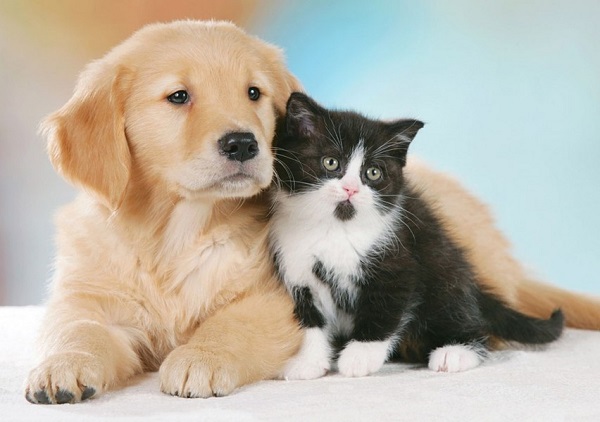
(0, 0, 598, 305)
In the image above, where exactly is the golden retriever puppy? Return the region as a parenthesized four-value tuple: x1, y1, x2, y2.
(25, 20, 303, 404)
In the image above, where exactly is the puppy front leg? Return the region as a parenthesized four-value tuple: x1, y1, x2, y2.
(160, 287, 301, 398)
(25, 302, 142, 404)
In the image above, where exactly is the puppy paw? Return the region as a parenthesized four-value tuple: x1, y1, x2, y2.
(428, 344, 484, 373)
(25, 352, 104, 404)
(159, 345, 240, 398)
(281, 327, 330, 380)
(337, 340, 390, 377)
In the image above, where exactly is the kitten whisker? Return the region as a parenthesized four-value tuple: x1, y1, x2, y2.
(325, 112, 344, 153)
(273, 157, 294, 182)
(275, 149, 321, 185)
(271, 94, 561, 381)
(399, 207, 423, 227)
(386, 214, 409, 254)
(398, 216, 417, 246)
(370, 131, 412, 160)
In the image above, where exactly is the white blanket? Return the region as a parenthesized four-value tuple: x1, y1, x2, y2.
(1, 306, 599, 421)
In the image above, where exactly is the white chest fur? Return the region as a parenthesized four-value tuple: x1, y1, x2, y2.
(270, 144, 401, 331)
(270, 188, 396, 321)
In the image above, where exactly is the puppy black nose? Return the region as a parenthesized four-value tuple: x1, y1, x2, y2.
(218, 132, 259, 163)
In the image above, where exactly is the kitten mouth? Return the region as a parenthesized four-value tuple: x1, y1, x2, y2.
(334, 200, 356, 221)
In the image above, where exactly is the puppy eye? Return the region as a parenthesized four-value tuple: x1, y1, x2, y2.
(365, 167, 383, 181)
(248, 87, 261, 101)
(167, 90, 189, 104)
(322, 157, 340, 171)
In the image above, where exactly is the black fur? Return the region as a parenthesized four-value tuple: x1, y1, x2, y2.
(272, 92, 563, 365)
(291, 286, 326, 329)
(313, 260, 356, 313)
(334, 201, 356, 221)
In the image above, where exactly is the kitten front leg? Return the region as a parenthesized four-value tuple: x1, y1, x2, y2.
(282, 327, 332, 380)
(281, 287, 332, 380)
(338, 288, 407, 378)
(337, 338, 395, 377)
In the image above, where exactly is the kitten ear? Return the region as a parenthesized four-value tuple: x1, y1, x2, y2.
(387, 119, 424, 144)
(385, 119, 424, 162)
(286, 92, 322, 138)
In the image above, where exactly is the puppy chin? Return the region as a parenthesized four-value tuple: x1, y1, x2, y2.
(211, 176, 264, 199)
(175, 154, 274, 200)
(179, 174, 269, 200)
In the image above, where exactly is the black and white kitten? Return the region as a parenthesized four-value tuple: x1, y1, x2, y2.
(269, 93, 563, 379)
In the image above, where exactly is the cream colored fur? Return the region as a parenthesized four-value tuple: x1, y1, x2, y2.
(25, 20, 303, 403)
(26, 18, 600, 406)
(406, 158, 600, 331)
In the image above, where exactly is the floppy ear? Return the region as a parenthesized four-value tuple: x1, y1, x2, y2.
(274, 69, 303, 117)
(40, 63, 131, 211)
(261, 42, 304, 117)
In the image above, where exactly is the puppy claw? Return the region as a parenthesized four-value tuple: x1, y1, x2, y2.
(32, 390, 50, 404)
(81, 386, 96, 401)
(55, 389, 75, 404)
(160, 345, 240, 399)
(25, 352, 105, 404)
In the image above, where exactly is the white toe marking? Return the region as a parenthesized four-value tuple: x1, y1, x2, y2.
(337, 339, 391, 377)
(282, 328, 331, 380)
(428, 344, 484, 373)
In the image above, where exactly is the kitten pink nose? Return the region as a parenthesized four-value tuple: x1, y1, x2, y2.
(343, 185, 359, 198)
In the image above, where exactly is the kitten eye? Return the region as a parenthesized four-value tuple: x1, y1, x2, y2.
(322, 157, 340, 171)
(167, 90, 189, 104)
(365, 167, 382, 181)
(248, 86, 261, 101)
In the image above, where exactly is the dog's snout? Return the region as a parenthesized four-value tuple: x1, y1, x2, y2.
(218, 132, 259, 163)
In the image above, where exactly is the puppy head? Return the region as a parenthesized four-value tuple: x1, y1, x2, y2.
(41, 20, 302, 209)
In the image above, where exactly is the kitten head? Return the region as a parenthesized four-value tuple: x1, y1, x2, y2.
(274, 92, 423, 222)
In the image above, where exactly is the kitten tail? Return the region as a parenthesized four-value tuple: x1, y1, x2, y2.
(478, 290, 564, 344)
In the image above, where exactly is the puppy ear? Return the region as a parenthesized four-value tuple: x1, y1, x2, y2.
(261, 43, 304, 117)
(41, 63, 131, 211)
(276, 70, 303, 115)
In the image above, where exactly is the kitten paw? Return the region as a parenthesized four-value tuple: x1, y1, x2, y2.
(428, 344, 483, 373)
(337, 340, 390, 377)
(281, 328, 330, 380)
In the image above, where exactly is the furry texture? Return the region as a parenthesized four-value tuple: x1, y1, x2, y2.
(25, 20, 304, 404)
(26, 18, 600, 406)
(404, 160, 600, 330)
(6, 307, 600, 420)
(269, 93, 564, 379)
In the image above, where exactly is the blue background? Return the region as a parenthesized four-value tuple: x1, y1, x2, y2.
(0, 0, 598, 304)
(251, 0, 600, 295)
